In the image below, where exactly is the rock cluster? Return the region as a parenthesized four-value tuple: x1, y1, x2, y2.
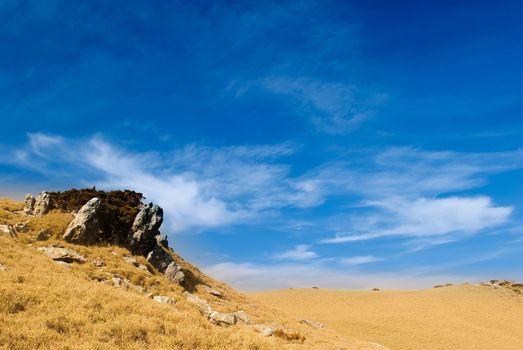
(146, 245, 185, 284)
(24, 192, 52, 216)
(482, 280, 523, 292)
(183, 291, 252, 327)
(0, 222, 29, 237)
(45, 194, 186, 285)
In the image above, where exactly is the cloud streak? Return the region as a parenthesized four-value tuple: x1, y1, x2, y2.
(275, 245, 318, 261)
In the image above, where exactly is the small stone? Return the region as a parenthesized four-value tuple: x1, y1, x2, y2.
(209, 311, 236, 326)
(0, 263, 7, 271)
(253, 324, 275, 337)
(300, 319, 324, 329)
(92, 258, 105, 267)
(37, 246, 86, 263)
(36, 229, 51, 241)
(153, 295, 176, 304)
(123, 256, 138, 265)
(111, 275, 143, 293)
(184, 292, 214, 316)
(233, 310, 251, 324)
(14, 221, 29, 233)
(123, 256, 149, 272)
(203, 285, 223, 297)
(137, 264, 149, 272)
(0, 224, 16, 237)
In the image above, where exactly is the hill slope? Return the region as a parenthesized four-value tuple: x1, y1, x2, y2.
(252, 285, 523, 350)
(0, 197, 383, 350)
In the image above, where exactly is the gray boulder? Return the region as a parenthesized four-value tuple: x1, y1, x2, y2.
(233, 310, 252, 324)
(37, 246, 86, 263)
(146, 245, 173, 272)
(203, 285, 223, 297)
(146, 245, 185, 284)
(130, 203, 164, 255)
(183, 292, 214, 316)
(164, 262, 185, 283)
(33, 192, 52, 216)
(23, 194, 35, 214)
(209, 311, 236, 326)
(36, 229, 51, 241)
(63, 198, 102, 244)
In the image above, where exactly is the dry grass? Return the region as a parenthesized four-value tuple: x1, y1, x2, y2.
(252, 286, 523, 350)
(0, 198, 381, 350)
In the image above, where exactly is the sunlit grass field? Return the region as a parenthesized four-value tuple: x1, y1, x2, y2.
(253, 285, 523, 350)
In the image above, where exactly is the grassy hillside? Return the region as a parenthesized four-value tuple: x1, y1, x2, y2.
(0, 198, 382, 350)
(252, 285, 523, 350)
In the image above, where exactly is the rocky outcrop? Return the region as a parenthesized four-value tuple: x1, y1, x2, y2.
(23, 194, 36, 214)
(183, 291, 244, 327)
(37, 246, 86, 263)
(146, 245, 185, 284)
(130, 203, 163, 256)
(34, 192, 52, 216)
(165, 262, 185, 283)
(27, 190, 185, 287)
(63, 198, 102, 244)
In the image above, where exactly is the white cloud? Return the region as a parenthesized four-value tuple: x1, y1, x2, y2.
(275, 245, 318, 261)
(340, 255, 383, 265)
(323, 196, 512, 243)
(3, 134, 522, 245)
(3, 134, 328, 231)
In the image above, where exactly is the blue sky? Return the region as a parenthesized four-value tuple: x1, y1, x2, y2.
(1, 0, 523, 290)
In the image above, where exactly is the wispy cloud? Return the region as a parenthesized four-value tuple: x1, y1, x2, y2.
(323, 196, 512, 243)
(340, 255, 383, 265)
(3, 134, 522, 248)
(275, 244, 318, 261)
(2, 133, 325, 231)
(262, 77, 384, 134)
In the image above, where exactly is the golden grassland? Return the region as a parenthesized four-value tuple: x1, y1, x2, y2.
(252, 285, 523, 350)
(0, 198, 382, 350)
